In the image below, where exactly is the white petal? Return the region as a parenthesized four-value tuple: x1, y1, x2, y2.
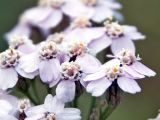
(19, 52, 40, 73)
(76, 54, 101, 74)
(86, 77, 112, 97)
(25, 105, 46, 117)
(56, 81, 75, 103)
(39, 59, 60, 83)
(15, 65, 37, 79)
(83, 70, 106, 81)
(88, 35, 112, 54)
(37, 9, 63, 30)
(123, 25, 146, 40)
(124, 65, 145, 79)
(0, 100, 13, 116)
(18, 43, 36, 54)
(21, 7, 53, 24)
(92, 5, 113, 23)
(0, 68, 18, 90)
(117, 77, 141, 94)
(111, 37, 136, 55)
(44, 94, 64, 114)
(131, 61, 156, 77)
(62, 0, 94, 19)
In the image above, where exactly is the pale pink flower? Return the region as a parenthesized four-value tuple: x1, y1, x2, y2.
(84, 59, 144, 96)
(25, 94, 81, 120)
(88, 19, 146, 54)
(0, 49, 36, 90)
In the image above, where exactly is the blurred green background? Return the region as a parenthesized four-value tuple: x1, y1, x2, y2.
(0, 0, 159, 120)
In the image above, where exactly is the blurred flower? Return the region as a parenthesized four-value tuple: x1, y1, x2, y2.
(63, 0, 122, 23)
(88, 18, 146, 54)
(84, 59, 143, 96)
(0, 49, 36, 90)
(149, 112, 160, 120)
(25, 94, 81, 120)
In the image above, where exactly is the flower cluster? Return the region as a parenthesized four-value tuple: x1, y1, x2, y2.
(0, 0, 156, 120)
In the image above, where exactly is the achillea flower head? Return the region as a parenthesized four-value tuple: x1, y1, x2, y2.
(0, 49, 35, 90)
(88, 18, 146, 54)
(25, 94, 81, 120)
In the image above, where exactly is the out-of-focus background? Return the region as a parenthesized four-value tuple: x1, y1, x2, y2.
(0, 0, 159, 120)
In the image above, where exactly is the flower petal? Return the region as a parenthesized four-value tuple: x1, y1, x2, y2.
(56, 81, 75, 103)
(111, 37, 136, 55)
(76, 54, 101, 74)
(117, 77, 141, 94)
(44, 94, 64, 114)
(124, 65, 145, 79)
(19, 52, 40, 73)
(0, 68, 18, 90)
(86, 77, 112, 96)
(88, 35, 112, 54)
(39, 59, 60, 83)
(131, 61, 156, 77)
(123, 25, 146, 40)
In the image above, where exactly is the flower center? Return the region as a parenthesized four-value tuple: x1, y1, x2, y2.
(104, 20, 124, 39)
(45, 113, 56, 120)
(39, 41, 58, 60)
(117, 49, 138, 65)
(47, 33, 65, 44)
(38, 0, 64, 8)
(69, 40, 87, 57)
(0, 49, 20, 68)
(81, 0, 98, 6)
(71, 17, 91, 28)
(104, 63, 123, 81)
(9, 35, 32, 49)
(18, 98, 31, 113)
(60, 62, 81, 80)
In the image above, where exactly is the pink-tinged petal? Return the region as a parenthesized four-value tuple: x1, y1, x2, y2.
(0, 115, 17, 120)
(0, 68, 18, 90)
(25, 114, 45, 120)
(124, 65, 145, 79)
(5, 23, 31, 41)
(15, 65, 38, 79)
(56, 114, 81, 120)
(37, 9, 63, 31)
(88, 35, 112, 54)
(19, 52, 40, 73)
(21, 7, 53, 24)
(44, 94, 64, 114)
(123, 25, 146, 40)
(0, 100, 13, 115)
(56, 81, 75, 103)
(57, 108, 81, 120)
(57, 53, 70, 64)
(83, 70, 106, 81)
(131, 61, 156, 77)
(76, 54, 101, 74)
(62, 0, 94, 19)
(39, 59, 60, 83)
(87, 77, 112, 97)
(25, 105, 46, 116)
(67, 27, 106, 44)
(117, 77, 141, 94)
(111, 37, 135, 55)
(92, 6, 113, 23)
(18, 43, 36, 54)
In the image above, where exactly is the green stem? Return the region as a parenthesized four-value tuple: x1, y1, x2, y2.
(87, 97, 96, 120)
(73, 98, 78, 108)
(30, 80, 40, 104)
(100, 104, 116, 120)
